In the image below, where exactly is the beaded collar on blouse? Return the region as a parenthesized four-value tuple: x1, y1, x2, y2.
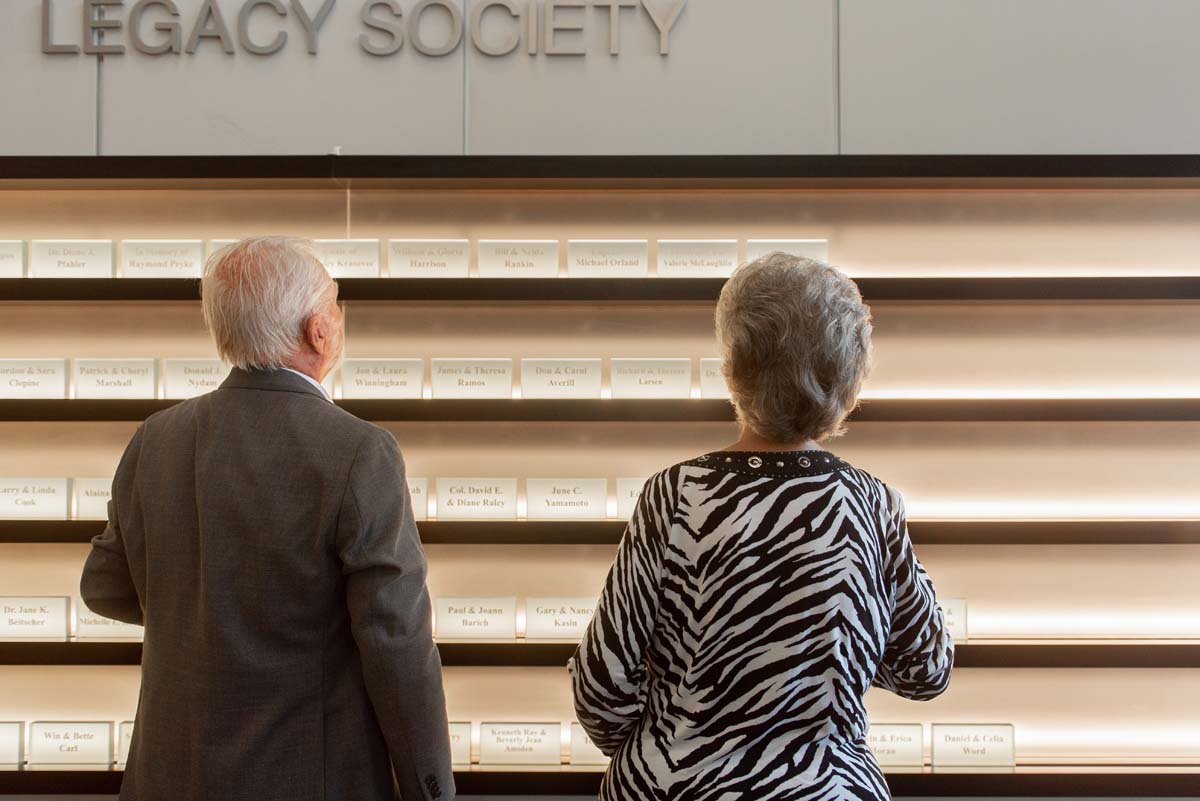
(684, 450, 849, 478)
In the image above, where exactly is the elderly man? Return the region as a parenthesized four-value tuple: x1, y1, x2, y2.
(81, 237, 454, 801)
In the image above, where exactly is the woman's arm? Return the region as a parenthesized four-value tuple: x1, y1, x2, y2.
(872, 487, 955, 701)
(569, 469, 672, 754)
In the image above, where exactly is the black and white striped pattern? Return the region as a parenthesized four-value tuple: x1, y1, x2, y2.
(570, 451, 954, 801)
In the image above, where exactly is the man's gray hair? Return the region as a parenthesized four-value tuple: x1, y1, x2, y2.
(715, 252, 873, 443)
(201, 237, 332, 371)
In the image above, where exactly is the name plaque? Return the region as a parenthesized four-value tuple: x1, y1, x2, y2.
(30, 240, 113, 279)
(341, 359, 424, 400)
(431, 359, 513, 399)
(478, 723, 562, 766)
(525, 479, 607, 520)
(436, 597, 518, 639)
(931, 724, 1015, 769)
(0, 478, 69, 520)
(478, 240, 559, 278)
(616, 478, 647, 519)
(866, 724, 924, 767)
(388, 240, 470, 279)
(436, 478, 518, 520)
(449, 722, 472, 766)
(28, 722, 112, 769)
(0, 722, 22, 769)
(700, 358, 729, 399)
(0, 596, 69, 641)
(570, 722, 609, 766)
(74, 359, 157, 399)
(118, 722, 134, 768)
(314, 239, 381, 279)
(746, 239, 829, 263)
(120, 240, 204, 278)
(942, 598, 968, 641)
(0, 241, 24, 278)
(568, 240, 649, 278)
(75, 597, 143, 640)
(526, 597, 597, 640)
(407, 477, 429, 522)
(0, 359, 67, 399)
(163, 359, 230, 399)
(657, 240, 739, 278)
(610, 358, 692, 399)
(520, 359, 602, 399)
(73, 478, 111, 521)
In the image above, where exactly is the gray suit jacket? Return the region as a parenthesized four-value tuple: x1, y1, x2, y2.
(81, 368, 454, 801)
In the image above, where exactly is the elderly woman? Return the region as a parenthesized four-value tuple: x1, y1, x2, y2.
(570, 253, 954, 801)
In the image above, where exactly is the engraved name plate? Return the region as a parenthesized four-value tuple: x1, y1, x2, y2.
(610, 358, 692, 399)
(478, 240, 559, 278)
(526, 479, 607, 520)
(520, 359, 602, 399)
(74, 359, 157, 399)
(526, 597, 597, 640)
(30, 240, 113, 279)
(0, 359, 67, 399)
(568, 240, 649, 278)
(314, 239, 380, 278)
(117, 722, 134, 768)
(0, 597, 69, 640)
(407, 477, 429, 522)
(0, 241, 25, 278)
(931, 724, 1015, 769)
(867, 724, 924, 767)
(436, 478, 518, 520)
(74, 597, 142, 640)
(478, 723, 562, 766)
(163, 359, 230, 399)
(435, 597, 518, 639)
(120, 240, 204, 278)
(431, 359, 514, 399)
(28, 722, 112, 768)
(616, 478, 647, 519)
(699, 358, 729, 399)
(73, 478, 111, 521)
(745, 239, 829, 263)
(942, 598, 968, 641)
(388, 240, 470, 279)
(0, 479, 69, 520)
(657, 240, 739, 278)
(341, 359, 424, 400)
(0, 722, 22, 769)
(570, 722, 609, 766)
(449, 722, 471, 766)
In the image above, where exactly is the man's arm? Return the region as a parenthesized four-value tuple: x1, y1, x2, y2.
(80, 427, 144, 626)
(336, 426, 454, 801)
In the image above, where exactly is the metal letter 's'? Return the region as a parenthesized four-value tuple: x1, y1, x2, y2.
(360, 0, 403, 56)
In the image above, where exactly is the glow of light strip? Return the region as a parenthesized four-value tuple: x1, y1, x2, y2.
(906, 500, 1200, 520)
(860, 388, 1200, 400)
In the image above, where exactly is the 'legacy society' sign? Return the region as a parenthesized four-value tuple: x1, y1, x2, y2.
(42, 0, 688, 57)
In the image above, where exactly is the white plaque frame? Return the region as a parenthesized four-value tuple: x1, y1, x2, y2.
(0, 596, 70, 641)
(656, 240, 739, 278)
(526, 478, 608, 520)
(73, 359, 157, 400)
(430, 359, 514, 400)
(745, 239, 829, 263)
(407, 477, 429, 522)
(610, 358, 693, 399)
(117, 722, 134, 768)
(520, 359, 602, 399)
(616, 478, 647, 520)
(931, 723, 1016, 769)
(0, 722, 23, 770)
(477, 240, 559, 278)
(567, 240, 649, 278)
(162, 359, 230, 399)
(699, 358, 729, 399)
(569, 722, 609, 766)
(341, 359, 424, 400)
(435, 478, 518, 520)
(313, 239, 381, 278)
(0, 241, 25, 278)
(478, 722, 562, 766)
(942, 598, 969, 641)
(449, 722, 472, 766)
(27, 721, 113, 769)
(73, 477, 112, 521)
(866, 723, 925, 768)
(29, 240, 113, 279)
(74, 596, 143, 641)
(388, 239, 470, 279)
(435, 597, 518, 640)
(120, 240, 205, 279)
(0, 359, 68, 400)
(526, 597, 598, 640)
(0, 478, 70, 520)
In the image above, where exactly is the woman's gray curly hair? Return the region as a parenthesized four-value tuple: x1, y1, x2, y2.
(715, 252, 873, 443)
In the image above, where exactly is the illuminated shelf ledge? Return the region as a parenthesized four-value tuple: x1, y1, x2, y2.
(4, 519, 1199, 546)
(1, 769, 1198, 797)
(1, 397, 1198, 423)
(2, 276, 1200, 303)
(2, 642, 1198, 669)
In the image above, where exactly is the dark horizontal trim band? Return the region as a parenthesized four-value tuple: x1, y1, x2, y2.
(1, 642, 1196, 669)
(6, 155, 1200, 180)
(3, 277, 1199, 302)
(3, 519, 1197, 546)
(0, 397, 1196, 423)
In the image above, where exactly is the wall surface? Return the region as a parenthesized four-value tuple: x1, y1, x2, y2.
(4, 0, 1199, 156)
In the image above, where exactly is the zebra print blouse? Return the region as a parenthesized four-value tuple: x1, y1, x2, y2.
(569, 450, 954, 801)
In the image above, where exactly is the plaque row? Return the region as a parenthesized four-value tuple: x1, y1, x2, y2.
(0, 721, 130, 771)
(0, 239, 828, 280)
(0, 358, 728, 401)
(0, 596, 141, 641)
(867, 723, 1016, 769)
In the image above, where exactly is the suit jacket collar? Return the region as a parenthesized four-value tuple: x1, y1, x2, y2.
(220, 367, 331, 402)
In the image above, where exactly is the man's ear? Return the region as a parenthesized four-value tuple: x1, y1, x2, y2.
(304, 312, 329, 356)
